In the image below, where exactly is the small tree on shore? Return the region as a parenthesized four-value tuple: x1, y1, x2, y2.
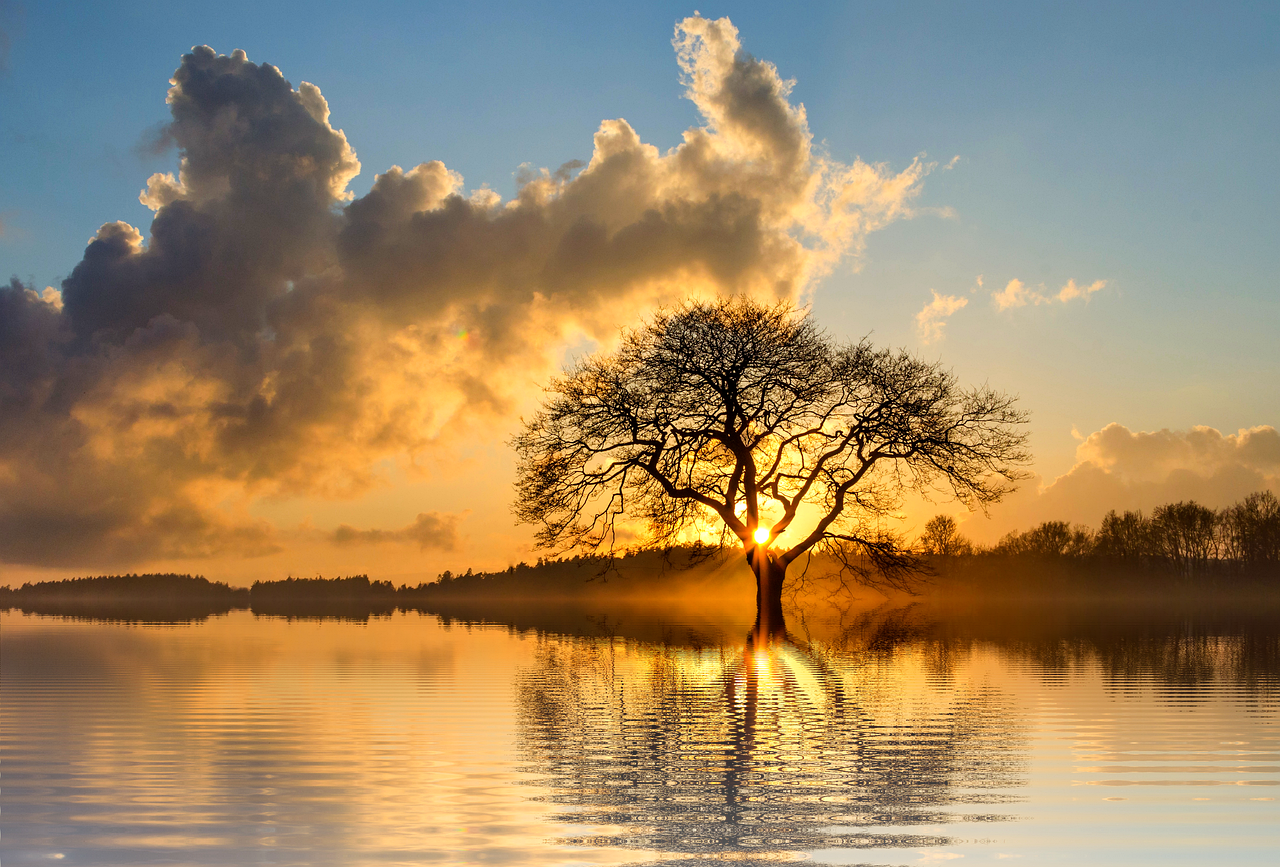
(1220, 491, 1280, 568)
(512, 298, 1029, 640)
(995, 520, 1094, 558)
(1149, 501, 1220, 581)
(918, 515, 973, 556)
(1094, 509, 1152, 561)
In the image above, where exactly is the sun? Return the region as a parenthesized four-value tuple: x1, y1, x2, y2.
(753, 526, 771, 545)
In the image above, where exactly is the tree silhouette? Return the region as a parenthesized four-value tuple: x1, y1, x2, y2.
(1149, 501, 1220, 581)
(513, 298, 1029, 639)
(1221, 491, 1280, 568)
(918, 515, 973, 556)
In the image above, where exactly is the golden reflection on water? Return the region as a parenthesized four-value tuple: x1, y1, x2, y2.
(515, 633, 1025, 863)
(2, 606, 1278, 866)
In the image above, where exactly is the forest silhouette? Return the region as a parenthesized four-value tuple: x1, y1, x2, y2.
(3, 489, 1278, 630)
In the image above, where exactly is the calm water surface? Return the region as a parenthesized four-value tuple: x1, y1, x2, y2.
(3, 605, 1278, 865)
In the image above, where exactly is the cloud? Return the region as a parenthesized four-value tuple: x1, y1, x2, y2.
(915, 290, 967, 344)
(992, 277, 1107, 311)
(1055, 278, 1106, 303)
(1075, 422, 1280, 483)
(0, 17, 933, 568)
(991, 278, 1033, 310)
(331, 511, 461, 551)
(967, 423, 1280, 540)
(133, 121, 176, 160)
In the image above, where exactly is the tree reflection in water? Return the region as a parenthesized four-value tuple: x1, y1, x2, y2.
(515, 627, 1025, 863)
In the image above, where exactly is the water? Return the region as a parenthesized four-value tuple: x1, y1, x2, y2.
(3, 604, 1278, 865)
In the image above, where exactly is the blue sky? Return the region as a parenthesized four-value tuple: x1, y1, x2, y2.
(1, 1, 1277, 581)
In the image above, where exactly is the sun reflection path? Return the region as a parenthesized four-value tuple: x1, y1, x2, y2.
(515, 634, 1026, 862)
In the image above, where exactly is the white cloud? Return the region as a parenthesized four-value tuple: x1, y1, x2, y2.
(915, 290, 968, 344)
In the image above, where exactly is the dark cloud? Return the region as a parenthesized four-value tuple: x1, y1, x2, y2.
(331, 512, 461, 552)
(0, 17, 929, 568)
(133, 121, 176, 160)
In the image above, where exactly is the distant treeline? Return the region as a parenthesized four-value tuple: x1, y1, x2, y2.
(1, 572, 243, 599)
(4, 494, 1277, 622)
(0, 573, 248, 620)
(399, 545, 737, 602)
(919, 490, 1280, 582)
(0, 573, 391, 621)
(0, 548, 741, 622)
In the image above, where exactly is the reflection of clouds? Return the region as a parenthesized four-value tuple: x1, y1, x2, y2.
(515, 634, 1025, 861)
(6, 608, 1279, 865)
(2, 613, 476, 866)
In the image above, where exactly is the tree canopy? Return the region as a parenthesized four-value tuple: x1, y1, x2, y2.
(512, 297, 1029, 630)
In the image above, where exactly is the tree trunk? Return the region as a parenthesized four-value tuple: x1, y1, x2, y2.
(749, 548, 788, 645)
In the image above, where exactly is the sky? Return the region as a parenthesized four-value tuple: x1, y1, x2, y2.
(1, 0, 1277, 586)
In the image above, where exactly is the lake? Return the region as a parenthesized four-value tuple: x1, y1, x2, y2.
(3, 600, 1278, 865)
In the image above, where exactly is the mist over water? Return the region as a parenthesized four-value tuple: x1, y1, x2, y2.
(3, 603, 1278, 865)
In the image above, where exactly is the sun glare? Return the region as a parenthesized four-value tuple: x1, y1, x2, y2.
(753, 526, 770, 545)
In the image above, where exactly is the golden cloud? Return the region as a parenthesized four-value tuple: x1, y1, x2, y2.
(0, 17, 931, 567)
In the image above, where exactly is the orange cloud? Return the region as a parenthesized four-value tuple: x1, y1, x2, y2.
(965, 423, 1280, 541)
(992, 277, 1107, 311)
(915, 290, 968, 344)
(331, 512, 462, 551)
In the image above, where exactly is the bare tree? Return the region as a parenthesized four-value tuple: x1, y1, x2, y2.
(512, 298, 1029, 639)
(917, 515, 974, 557)
(1095, 509, 1152, 561)
(994, 520, 1094, 558)
(1220, 491, 1280, 569)
(1149, 501, 1220, 581)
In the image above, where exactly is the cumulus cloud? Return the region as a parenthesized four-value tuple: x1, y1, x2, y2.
(0, 17, 932, 568)
(331, 512, 461, 551)
(1074, 423, 1280, 484)
(915, 290, 967, 344)
(967, 423, 1280, 540)
(992, 277, 1107, 311)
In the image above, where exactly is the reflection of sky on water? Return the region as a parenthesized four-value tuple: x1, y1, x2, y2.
(1, 607, 1278, 866)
